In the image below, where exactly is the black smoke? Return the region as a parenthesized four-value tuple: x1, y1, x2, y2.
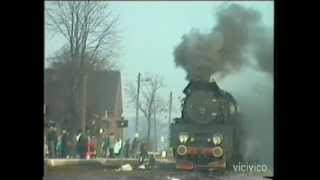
(174, 3, 274, 173)
(173, 4, 273, 81)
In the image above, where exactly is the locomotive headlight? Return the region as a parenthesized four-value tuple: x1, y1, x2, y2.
(212, 146, 224, 158)
(179, 132, 189, 143)
(212, 133, 223, 145)
(177, 145, 188, 156)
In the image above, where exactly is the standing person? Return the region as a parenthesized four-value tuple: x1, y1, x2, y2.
(76, 130, 88, 159)
(60, 130, 68, 158)
(85, 129, 91, 159)
(70, 132, 78, 158)
(101, 131, 108, 158)
(114, 138, 122, 157)
(86, 135, 91, 159)
(89, 135, 97, 159)
(96, 129, 104, 158)
(124, 138, 130, 158)
(56, 132, 62, 158)
(130, 134, 139, 158)
(138, 140, 148, 165)
(44, 135, 48, 158)
(76, 130, 82, 158)
(108, 132, 115, 158)
(47, 126, 58, 158)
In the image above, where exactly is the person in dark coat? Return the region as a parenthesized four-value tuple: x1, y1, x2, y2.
(47, 126, 58, 158)
(96, 129, 104, 158)
(60, 130, 68, 158)
(101, 131, 108, 158)
(107, 132, 115, 158)
(76, 130, 88, 159)
(130, 135, 139, 158)
(138, 140, 148, 165)
(124, 138, 130, 158)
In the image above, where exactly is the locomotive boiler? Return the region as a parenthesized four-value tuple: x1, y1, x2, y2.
(169, 79, 244, 171)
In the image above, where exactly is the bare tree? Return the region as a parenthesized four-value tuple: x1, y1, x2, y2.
(46, 1, 119, 67)
(45, 1, 120, 131)
(126, 73, 166, 145)
(152, 94, 168, 151)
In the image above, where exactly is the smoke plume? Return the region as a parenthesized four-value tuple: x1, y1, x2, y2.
(173, 4, 273, 81)
(173, 3, 274, 171)
(218, 69, 273, 169)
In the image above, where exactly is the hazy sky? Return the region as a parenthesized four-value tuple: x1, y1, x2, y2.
(45, 1, 274, 119)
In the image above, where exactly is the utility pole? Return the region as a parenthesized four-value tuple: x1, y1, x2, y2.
(135, 73, 141, 135)
(168, 92, 172, 124)
(168, 92, 172, 149)
(81, 75, 88, 132)
(153, 98, 158, 152)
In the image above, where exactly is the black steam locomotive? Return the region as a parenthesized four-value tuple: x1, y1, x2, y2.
(169, 80, 244, 171)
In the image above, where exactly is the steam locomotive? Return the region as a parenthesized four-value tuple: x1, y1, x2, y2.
(169, 79, 244, 171)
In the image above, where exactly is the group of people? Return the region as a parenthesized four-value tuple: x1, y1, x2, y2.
(45, 127, 143, 159)
(45, 127, 76, 158)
